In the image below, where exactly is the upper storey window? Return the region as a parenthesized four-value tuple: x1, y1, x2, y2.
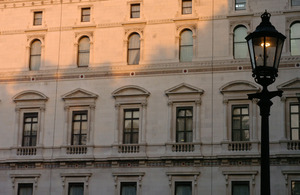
(78, 36, 90, 67)
(176, 107, 193, 143)
(291, 22, 300, 56)
(232, 105, 250, 141)
(22, 112, 38, 146)
(33, 11, 42, 25)
(81, 8, 90, 22)
(180, 29, 193, 62)
(292, 0, 300, 6)
(182, 0, 192, 14)
(234, 26, 248, 58)
(290, 103, 300, 140)
(235, 0, 246, 10)
(30, 40, 42, 71)
(128, 33, 140, 65)
(130, 4, 140, 18)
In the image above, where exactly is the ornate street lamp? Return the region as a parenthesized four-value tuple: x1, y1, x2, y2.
(245, 11, 286, 195)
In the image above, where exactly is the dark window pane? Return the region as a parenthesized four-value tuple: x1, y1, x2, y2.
(175, 182, 192, 195)
(292, 0, 300, 6)
(123, 109, 139, 144)
(18, 183, 33, 195)
(81, 8, 90, 22)
(232, 105, 249, 141)
(72, 111, 88, 145)
(121, 182, 137, 195)
(22, 113, 38, 146)
(128, 33, 140, 65)
(33, 12, 42, 25)
(69, 183, 84, 195)
(176, 107, 193, 142)
(292, 181, 300, 195)
(232, 181, 249, 195)
(131, 4, 140, 18)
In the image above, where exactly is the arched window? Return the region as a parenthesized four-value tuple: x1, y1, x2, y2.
(180, 29, 193, 62)
(128, 33, 140, 65)
(233, 26, 248, 59)
(29, 40, 42, 70)
(291, 22, 300, 56)
(78, 36, 90, 67)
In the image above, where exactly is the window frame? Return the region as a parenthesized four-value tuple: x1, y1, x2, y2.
(179, 29, 194, 62)
(166, 172, 200, 195)
(176, 107, 193, 143)
(123, 108, 140, 144)
(61, 173, 91, 195)
(10, 174, 40, 195)
(81, 7, 91, 22)
(22, 112, 39, 147)
(182, 0, 192, 15)
(130, 4, 140, 18)
(112, 172, 144, 195)
(231, 181, 250, 195)
(68, 182, 84, 195)
(235, 0, 246, 11)
(33, 11, 42, 26)
(120, 182, 137, 195)
(292, 0, 300, 6)
(175, 181, 192, 195)
(231, 105, 250, 142)
(77, 36, 90, 67)
(29, 39, 42, 71)
(71, 110, 88, 145)
(290, 22, 300, 56)
(18, 183, 33, 195)
(127, 33, 141, 65)
(233, 25, 248, 59)
(290, 103, 300, 140)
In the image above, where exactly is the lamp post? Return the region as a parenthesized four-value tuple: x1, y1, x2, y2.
(245, 11, 286, 195)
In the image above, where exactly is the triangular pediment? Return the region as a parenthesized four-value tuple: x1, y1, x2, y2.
(278, 78, 300, 90)
(62, 88, 98, 100)
(220, 81, 260, 94)
(13, 90, 48, 102)
(165, 83, 204, 96)
(112, 85, 150, 97)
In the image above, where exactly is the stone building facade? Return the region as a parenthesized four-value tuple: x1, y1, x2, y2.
(0, 0, 300, 194)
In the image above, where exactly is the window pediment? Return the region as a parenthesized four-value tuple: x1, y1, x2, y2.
(278, 78, 300, 90)
(13, 90, 48, 102)
(62, 88, 98, 100)
(165, 83, 204, 103)
(220, 81, 260, 94)
(112, 85, 150, 98)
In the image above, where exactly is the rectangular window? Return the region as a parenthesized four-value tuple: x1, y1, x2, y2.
(121, 182, 137, 195)
(81, 8, 90, 22)
(232, 105, 249, 141)
(71, 111, 88, 145)
(22, 113, 38, 146)
(18, 183, 33, 195)
(68, 183, 84, 195)
(292, 0, 300, 6)
(33, 11, 42, 26)
(235, 0, 246, 10)
(290, 103, 300, 140)
(182, 0, 192, 14)
(175, 182, 192, 195)
(130, 4, 140, 18)
(232, 181, 249, 195)
(176, 107, 193, 143)
(292, 181, 300, 195)
(123, 109, 139, 144)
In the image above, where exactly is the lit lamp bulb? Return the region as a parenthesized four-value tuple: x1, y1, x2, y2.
(261, 42, 270, 47)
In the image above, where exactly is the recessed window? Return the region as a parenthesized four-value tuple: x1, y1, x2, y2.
(232, 181, 249, 195)
(176, 107, 193, 143)
(71, 111, 88, 145)
(179, 29, 193, 62)
(182, 0, 192, 14)
(292, 181, 300, 195)
(291, 22, 300, 56)
(33, 11, 42, 25)
(18, 183, 33, 195)
(292, 0, 300, 6)
(234, 26, 248, 59)
(290, 103, 300, 140)
(128, 33, 140, 65)
(22, 113, 38, 147)
(121, 182, 137, 195)
(81, 8, 90, 22)
(175, 182, 192, 195)
(130, 4, 140, 18)
(30, 39, 42, 71)
(235, 0, 246, 10)
(68, 183, 84, 195)
(123, 109, 139, 144)
(232, 105, 249, 141)
(78, 36, 90, 67)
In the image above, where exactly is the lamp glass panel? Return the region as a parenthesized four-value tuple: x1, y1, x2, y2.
(265, 36, 277, 68)
(274, 38, 284, 69)
(247, 39, 256, 70)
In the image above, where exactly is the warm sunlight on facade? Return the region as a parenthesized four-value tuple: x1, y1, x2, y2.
(0, 0, 299, 195)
